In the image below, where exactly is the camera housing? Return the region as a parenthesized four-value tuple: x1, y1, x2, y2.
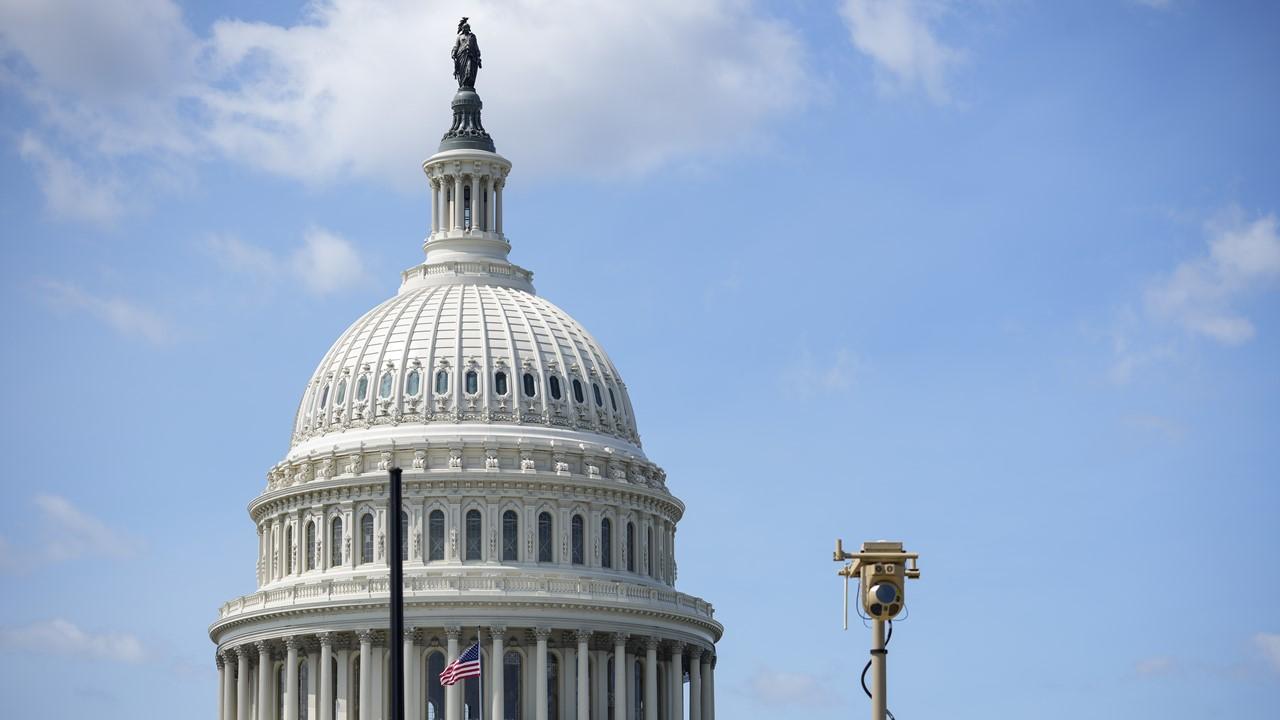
(834, 539, 919, 622)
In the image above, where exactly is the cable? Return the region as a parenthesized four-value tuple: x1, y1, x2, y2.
(859, 619, 896, 720)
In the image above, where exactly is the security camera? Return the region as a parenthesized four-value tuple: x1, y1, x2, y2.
(835, 540, 919, 627)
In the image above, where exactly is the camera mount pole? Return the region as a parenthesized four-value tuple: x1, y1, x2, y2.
(870, 619, 887, 720)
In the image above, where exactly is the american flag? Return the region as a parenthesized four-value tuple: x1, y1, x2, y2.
(439, 641, 482, 686)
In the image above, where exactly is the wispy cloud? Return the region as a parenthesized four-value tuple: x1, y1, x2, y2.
(1134, 655, 1178, 676)
(786, 347, 858, 397)
(1255, 633, 1280, 675)
(207, 228, 369, 296)
(18, 134, 125, 224)
(745, 666, 835, 706)
(0, 619, 145, 663)
(1145, 211, 1280, 345)
(38, 280, 174, 345)
(838, 0, 961, 103)
(1, 495, 138, 572)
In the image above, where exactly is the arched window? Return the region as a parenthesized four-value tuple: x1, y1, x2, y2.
(277, 664, 286, 720)
(607, 656, 615, 715)
(330, 517, 343, 566)
(572, 378, 584, 403)
(400, 510, 409, 559)
(609, 388, 617, 411)
(360, 513, 374, 564)
(465, 509, 482, 561)
(298, 658, 309, 720)
(425, 652, 445, 720)
(633, 659, 644, 719)
(331, 656, 339, 720)
(319, 384, 329, 409)
(546, 653, 560, 720)
(285, 525, 294, 574)
(355, 374, 369, 402)
(537, 512, 553, 563)
(502, 510, 519, 562)
(435, 370, 449, 394)
(335, 378, 347, 406)
(571, 515, 584, 565)
(549, 376, 562, 400)
(601, 518, 613, 569)
(304, 520, 315, 571)
(504, 651, 523, 720)
(428, 510, 444, 561)
(593, 383, 603, 407)
(379, 370, 394, 399)
(465, 665, 482, 720)
(626, 522, 636, 572)
(646, 526, 654, 577)
(352, 656, 362, 720)
(406, 369, 421, 396)
(463, 185, 472, 229)
(494, 371, 508, 396)
(465, 370, 478, 394)
(656, 664, 667, 720)
(522, 373, 537, 398)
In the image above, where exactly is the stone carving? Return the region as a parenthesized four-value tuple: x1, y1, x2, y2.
(526, 531, 534, 556)
(412, 450, 426, 469)
(520, 455, 535, 471)
(449, 528, 458, 559)
(610, 466, 627, 482)
(554, 459, 569, 474)
(412, 533, 421, 559)
(561, 533, 568, 559)
(344, 536, 351, 561)
(485, 453, 499, 470)
(376, 532, 385, 560)
(377, 450, 393, 471)
(345, 454, 362, 475)
(490, 529, 496, 556)
(586, 464, 600, 479)
(449, 451, 462, 469)
(452, 18, 482, 89)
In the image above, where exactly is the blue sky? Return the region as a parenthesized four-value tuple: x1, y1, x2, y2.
(1, 1, 1277, 718)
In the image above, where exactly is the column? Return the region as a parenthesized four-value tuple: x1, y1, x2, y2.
(358, 631, 374, 720)
(336, 641, 351, 720)
(625, 650, 635, 720)
(238, 646, 253, 720)
(491, 627, 507, 720)
(218, 653, 227, 720)
(593, 651, 607, 720)
(445, 626, 461, 720)
(487, 178, 497, 232)
(667, 643, 683, 720)
(453, 176, 464, 230)
(404, 629, 417, 717)
(431, 179, 440, 234)
(643, 640, 657, 720)
(370, 635, 384, 720)
(686, 648, 701, 720)
(223, 652, 239, 720)
(285, 636, 301, 720)
(495, 179, 504, 234)
(534, 628, 551, 720)
(257, 641, 273, 720)
(319, 634, 334, 720)
(468, 175, 479, 232)
(612, 635, 627, 720)
(575, 631, 590, 720)
(701, 656, 713, 720)
(308, 646, 320, 720)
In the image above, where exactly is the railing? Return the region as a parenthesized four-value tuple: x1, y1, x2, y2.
(217, 572, 714, 623)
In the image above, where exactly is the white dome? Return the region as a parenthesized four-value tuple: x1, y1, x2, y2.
(292, 281, 642, 450)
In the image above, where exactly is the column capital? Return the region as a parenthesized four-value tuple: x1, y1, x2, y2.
(318, 632, 333, 648)
(644, 637, 661, 652)
(667, 640, 685, 654)
(236, 645, 252, 660)
(488, 625, 507, 637)
(216, 653, 225, 669)
(612, 632, 629, 646)
(357, 629, 377, 645)
(575, 629, 592, 644)
(534, 627, 553, 641)
(444, 626, 462, 639)
(284, 636, 302, 652)
(688, 646, 703, 660)
(255, 640, 272, 656)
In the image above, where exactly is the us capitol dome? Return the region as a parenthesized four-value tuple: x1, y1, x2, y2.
(210, 23, 722, 720)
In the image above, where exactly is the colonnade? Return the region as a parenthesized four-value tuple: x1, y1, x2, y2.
(429, 170, 505, 236)
(217, 627, 715, 720)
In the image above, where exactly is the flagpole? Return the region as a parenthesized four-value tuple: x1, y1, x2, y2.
(478, 625, 484, 720)
(389, 467, 405, 720)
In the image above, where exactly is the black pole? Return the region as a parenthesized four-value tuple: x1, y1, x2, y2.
(389, 467, 405, 720)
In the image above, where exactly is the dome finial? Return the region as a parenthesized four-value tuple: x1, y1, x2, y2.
(440, 18, 494, 152)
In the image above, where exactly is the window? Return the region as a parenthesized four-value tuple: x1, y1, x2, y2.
(465, 370, 478, 394)
(298, 659, 309, 720)
(593, 383, 603, 407)
(607, 656, 615, 714)
(549, 376, 562, 400)
(646, 527, 653, 577)
(406, 369, 421, 396)
(360, 513, 374, 564)
(522, 373, 537, 398)
(356, 374, 369, 402)
(331, 657, 339, 720)
(571, 515, 584, 565)
(626, 522, 636, 572)
(277, 664, 286, 720)
(379, 371, 394, 399)
(609, 388, 617, 411)
(494, 371, 508, 396)
(435, 370, 449, 394)
(502, 510, 519, 562)
(572, 379, 584, 403)
(633, 660, 644, 719)
(465, 671, 481, 720)
(319, 385, 329, 409)
(330, 517, 343, 566)
(335, 378, 347, 406)
(426, 653, 445, 720)
(305, 521, 315, 571)
(546, 653, 559, 720)
(465, 509, 482, 561)
(285, 525, 294, 574)
(601, 518, 613, 569)
(352, 656, 361, 720)
(464, 185, 472, 230)
(504, 652, 522, 720)
(537, 512, 553, 562)
(429, 510, 444, 561)
(399, 510, 409, 559)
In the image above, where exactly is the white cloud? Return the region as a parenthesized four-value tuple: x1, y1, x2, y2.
(33, 494, 137, 562)
(1134, 655, 1177, 676)
(0, 619, 145, 663)
(38, 280, 174, 345)
(18, 134, 125, 224)
(207, 228, 368, 295)
(1255, 633, 1280, 675)
(3, 0, 809, 203)
(745, 666, 834, 706)
(786, 347, 858, 397)
(839, 0, 960, 103)
(1145, 212, 1280, 345)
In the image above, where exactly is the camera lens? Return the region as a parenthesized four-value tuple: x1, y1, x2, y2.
(872, 583, 897, 604)
(869, 603, 883, 616)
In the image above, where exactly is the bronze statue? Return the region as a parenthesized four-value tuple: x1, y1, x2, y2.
(452, 17, 481, 89)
